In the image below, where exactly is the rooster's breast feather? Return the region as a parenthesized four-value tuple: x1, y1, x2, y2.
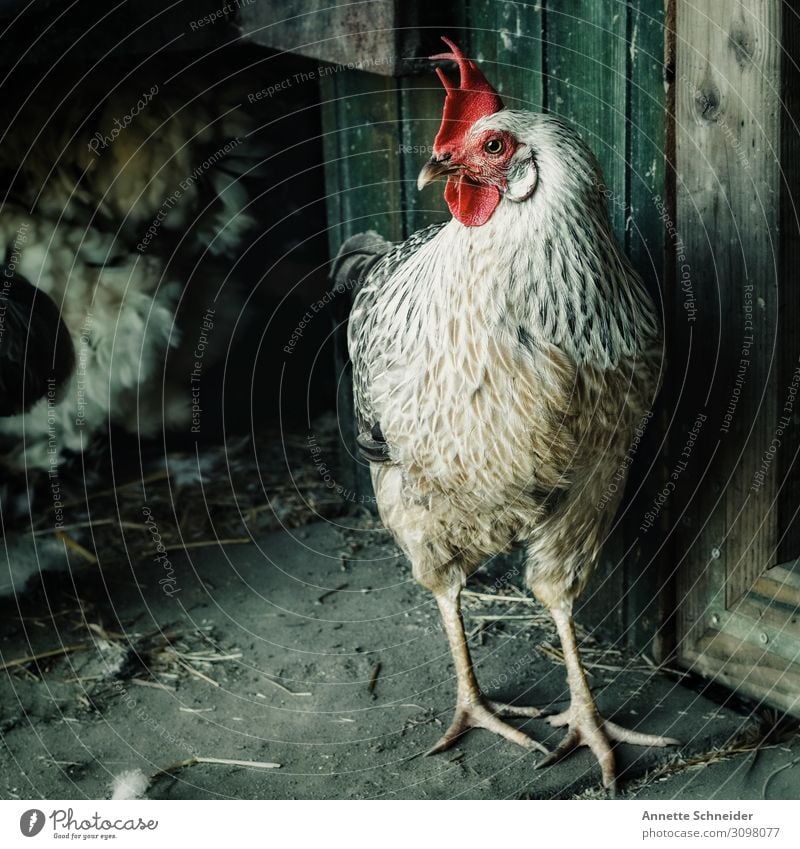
(337, 223, 447, 440)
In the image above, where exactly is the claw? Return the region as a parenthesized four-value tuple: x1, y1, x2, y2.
(426, 699, 549, 756)
(426, 589, 550, 759)
(544, 607, 680, 791)
(425, 735, 461, 757)
(538, 706, 680, 789)
(535, 728, 580, 768)
(425, 710, 472, 755)
(604, 719, 680, 748)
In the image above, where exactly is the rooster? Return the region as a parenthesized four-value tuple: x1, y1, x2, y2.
(336, 38, 675, 791)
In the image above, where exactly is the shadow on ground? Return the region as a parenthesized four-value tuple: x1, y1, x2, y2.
(1, 520, 787, 800)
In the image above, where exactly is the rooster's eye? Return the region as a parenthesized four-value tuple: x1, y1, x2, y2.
(484, 138, 504, 155)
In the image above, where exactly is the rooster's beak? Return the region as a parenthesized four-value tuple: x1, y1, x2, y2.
(417, 156, 459, 191)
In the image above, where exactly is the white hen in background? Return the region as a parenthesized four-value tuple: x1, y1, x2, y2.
(0, 71, 270, 595)
(0, 74, 265, 472)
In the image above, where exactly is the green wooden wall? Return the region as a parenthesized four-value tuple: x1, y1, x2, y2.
(321, 0, 670, 650)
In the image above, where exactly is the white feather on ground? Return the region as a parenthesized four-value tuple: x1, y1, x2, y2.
(110, 769, 151, 800)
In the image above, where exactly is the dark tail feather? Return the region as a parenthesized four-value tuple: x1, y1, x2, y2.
(356, 421, 391, 463)
(330, 230, 392, 299)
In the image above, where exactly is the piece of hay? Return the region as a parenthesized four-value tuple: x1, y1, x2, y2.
(157, 756, 281, 777)
(0, 643, 90, 672)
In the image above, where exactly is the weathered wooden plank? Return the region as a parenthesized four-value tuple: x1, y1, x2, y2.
(320, 71, 405, 244)
(675, 0, 781, 658)
(320, 71, 405, 508)
(240, 0, 402, 76)
(685, 632, 800, 717)
(650, 0, 679, 665)
(320, 79, 345, 258)
(621, 0, 670, 653)
(627, 0, 668, 295)
(752, 566, 800, 609)
(717, 602, 800, 666)
(398, 76, 451, 234)
(320, 76, 360, 508)
(239, 1, 457, 77)
(545, 0, 629, 238)
(469, 1, 545, 111)
(776, 1, 800, 563)
(546, 0, 630, 639)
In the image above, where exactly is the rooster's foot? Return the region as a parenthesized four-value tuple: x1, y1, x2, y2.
(425, 698, 548, 756)
(537, 705, 679, 794)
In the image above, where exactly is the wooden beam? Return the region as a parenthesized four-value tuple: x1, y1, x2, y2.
(685, 632, 800, 716)
(776, 1, 800, 563)
(240, 0, 403, 76)
(675, 0, 781, 650)
(398, 75, 450, 234)
(546, 0, 629, 237)
(623, 0, 671, 653)
(320, 71, 405, 507)
(546, 0, 631, 640)
(239, 1, 462, 77)
(469, 0, 545, 111)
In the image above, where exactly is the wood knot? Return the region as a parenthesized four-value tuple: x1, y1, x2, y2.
(729, 23, 755, 67)
(694, 82, 721, 122)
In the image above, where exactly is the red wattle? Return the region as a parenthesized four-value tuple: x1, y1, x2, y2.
(444, 176, 501, 227)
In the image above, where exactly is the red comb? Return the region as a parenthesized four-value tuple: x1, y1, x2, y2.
(430, 36, 503, 153)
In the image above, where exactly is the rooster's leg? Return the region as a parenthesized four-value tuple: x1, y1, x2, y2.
(538, 606, 679, 793)
(425, 586, 548, 756)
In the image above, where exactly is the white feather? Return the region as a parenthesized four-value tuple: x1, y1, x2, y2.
(110, 769, 151, 800)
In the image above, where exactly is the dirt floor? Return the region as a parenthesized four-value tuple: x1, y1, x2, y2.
(0, 513, 796, 800)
